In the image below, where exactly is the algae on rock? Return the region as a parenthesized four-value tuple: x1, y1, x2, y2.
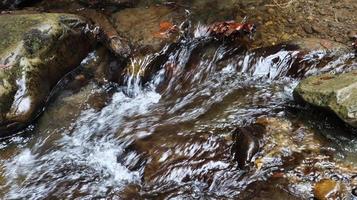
(294, 71, 357, 127)
(0, 13, 92, 135)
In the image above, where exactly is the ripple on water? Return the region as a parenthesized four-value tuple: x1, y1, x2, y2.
(2, 89, 161, 199)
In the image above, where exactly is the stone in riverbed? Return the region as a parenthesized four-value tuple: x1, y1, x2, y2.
(232, 124, 265, 169)
(313, 179, 346, 200)
(294, 70, 357, 127)
(0, 13, 92, 136)
(111, 5, 185, 54)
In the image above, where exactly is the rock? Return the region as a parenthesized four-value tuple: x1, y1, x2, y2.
(249, 38, 349, 79)
(294, 70, 357, 127)
(111, 5, 185, 54)
(78, 9, 131, 58)
(313, 179, 345, 200)
(253, 38, 348, 56)
(288, 38, 348, 52)
(18, 1, 132, 58)
(267, 8, 275, 14)
(348, 30, 357, 40)
(232, 124, 265, 169)
(0, 13, 92, 136)
(302, 23, 313, 34)
(311, 25, 324, 34)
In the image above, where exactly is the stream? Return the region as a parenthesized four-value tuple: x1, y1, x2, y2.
(0, 1, 357, 199)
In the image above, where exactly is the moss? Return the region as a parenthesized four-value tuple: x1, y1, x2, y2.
(0, 13, 91, 134)
(0, 15, 41, 55)
(294, 71, 357, 127)
(23, 29, 51, 56)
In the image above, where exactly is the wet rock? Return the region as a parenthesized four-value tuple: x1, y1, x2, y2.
(252, 38, 348, 57)
(232, 124, 265, 169)
(0, 13, 92, 136)
(248, 38, 349, 79)
(111, 5, 185, 54)
(302, 23, 313, 34)
(311, 25, 324, 34)
(20, 1, 132, 59)
(79, 9, 131, 58)
(348, 30, 357, 40)
(288, 38, 348, 52)
(314, 179, 345, 200)
(294, 70, 357, 127)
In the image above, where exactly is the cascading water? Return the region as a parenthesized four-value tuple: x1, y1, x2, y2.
(0, 23, 356, 199)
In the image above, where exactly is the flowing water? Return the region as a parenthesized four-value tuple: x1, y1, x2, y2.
(1, 2, 357, 199)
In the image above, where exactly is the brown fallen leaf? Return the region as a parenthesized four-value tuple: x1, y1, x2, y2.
(320, 76, 334, 80)
(153, 21, 178, 39)
(208, 20, 256, 40)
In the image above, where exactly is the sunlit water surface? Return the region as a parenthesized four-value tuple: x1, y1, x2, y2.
(0, 23, 356, 200)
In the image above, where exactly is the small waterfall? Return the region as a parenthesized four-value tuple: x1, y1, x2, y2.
(1, 21, 356, 200)
(2, 54, 162, 199)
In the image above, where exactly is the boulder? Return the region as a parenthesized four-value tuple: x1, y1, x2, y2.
(294, 70, 357, 127)
(0, 13, 92, 136)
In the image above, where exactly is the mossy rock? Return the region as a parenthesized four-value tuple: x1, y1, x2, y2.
(0, 13, 92, 136)
(294, 70, 357, 127)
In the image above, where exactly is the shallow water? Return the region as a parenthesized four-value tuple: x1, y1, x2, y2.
(1, 1, 357, 199)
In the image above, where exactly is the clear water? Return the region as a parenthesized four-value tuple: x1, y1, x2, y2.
(1, 3, 357, 199)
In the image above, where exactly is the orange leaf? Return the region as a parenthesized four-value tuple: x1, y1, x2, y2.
(159, 21, 174, 32)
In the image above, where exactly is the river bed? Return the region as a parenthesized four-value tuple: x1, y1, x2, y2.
(0, 0, 356, 199)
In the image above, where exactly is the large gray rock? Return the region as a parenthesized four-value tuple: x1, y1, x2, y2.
(294, 71, 357, 127)
(0, 13, 92, 135)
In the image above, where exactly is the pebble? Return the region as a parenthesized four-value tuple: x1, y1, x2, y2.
(267, 8, 275, 14)
(312, 25, 324, 34)
(348, 30, 357, 39)
(287, 18, 294, 24)
(281, 33, 290, 41)
(334, 37, 343, 43)
(302, 23, 313, 34)
(313, 179, 343, 200)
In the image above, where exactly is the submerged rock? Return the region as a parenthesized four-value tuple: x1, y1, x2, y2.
(111, 5, 185, 54)
(232, 124, 265, 169)
(314, 179, 346, 200)
(0, 13, 92, 136)
(294, 71, 357, 127)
